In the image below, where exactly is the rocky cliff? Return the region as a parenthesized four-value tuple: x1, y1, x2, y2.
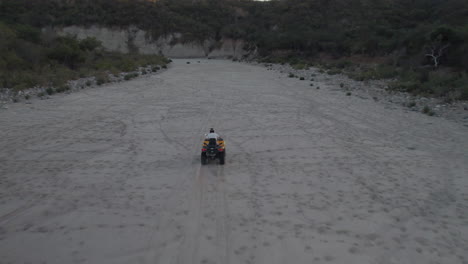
(53, 26, 248, 58)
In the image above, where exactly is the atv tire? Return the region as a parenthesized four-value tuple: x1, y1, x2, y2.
(219, 153, 225, 165)
(201, 153, 207, 165)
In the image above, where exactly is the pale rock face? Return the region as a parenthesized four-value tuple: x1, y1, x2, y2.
(59, 26, 130, 53)
(208, 39, 245, 58)
(54, 25, 247, 58)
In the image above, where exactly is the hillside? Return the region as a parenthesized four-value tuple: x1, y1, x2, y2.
(1, 0, 467, 99)
(0, 0, 171, 95)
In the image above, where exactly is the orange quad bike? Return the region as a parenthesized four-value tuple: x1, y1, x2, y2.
(201, 138, 225, 165)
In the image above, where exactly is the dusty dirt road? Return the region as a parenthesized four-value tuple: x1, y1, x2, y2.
(1, 59, 467, 264)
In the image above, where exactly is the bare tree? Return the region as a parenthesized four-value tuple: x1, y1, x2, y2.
(425, 37, 450, 68)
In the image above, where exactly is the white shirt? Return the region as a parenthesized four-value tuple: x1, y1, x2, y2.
(206, 132, 220, 139)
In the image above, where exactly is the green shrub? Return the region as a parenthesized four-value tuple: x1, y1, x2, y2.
(109, 68, 120, 76)
(299, 77, 305, 80)
(55, 85, 70, 93)
(288, 73, 295, 78)
(346, 92, 352, 96)
(14, 24, 41, 43)
(45, 87, 55, 95)
(387, 69, 468, 100)
(9, 72, 39, 90)
(95, 60, 115, 71)
(334, 60, 353, 69)
(349, 70, 374, 81)
(48, 66, 77, 88)
(96, 78, 105, 85)
(292, 63, 308, 70)
(422, 106, 430, 113)
(78, 69, 89, 78)
(327, 68, 342, 75)
(11, 83, 27, 91)
(124, 72, 139, 80)
(115, 59, 137, 72)
(24, 94, 30, 100)
(425, 71, 468, 98)
(79, 37, 101, 51)
(389, 80, 422, 94)
(349, 65, 398, 81)
(55, 86, 65, 93)
(374, 65, 399, 79)
(96, 72, 110, 85)
(47, 36, 85, 67)
(422, 106, 435, 116)
(85, 80, 92, 86)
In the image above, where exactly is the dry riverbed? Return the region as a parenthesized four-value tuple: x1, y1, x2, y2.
(1, 59, 467, 264)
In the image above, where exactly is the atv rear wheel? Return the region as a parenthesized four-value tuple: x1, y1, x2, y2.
(219, 153, 225, 165)
(201, 153, 207, 165)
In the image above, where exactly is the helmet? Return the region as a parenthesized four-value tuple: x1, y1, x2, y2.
(209, 128, 214, 133)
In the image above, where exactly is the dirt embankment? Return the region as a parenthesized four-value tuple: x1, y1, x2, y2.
(53, 26, 249, 58)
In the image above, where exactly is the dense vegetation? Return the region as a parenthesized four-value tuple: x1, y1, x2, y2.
(1, 0, 467, 99)
(0, 2, 170, 95)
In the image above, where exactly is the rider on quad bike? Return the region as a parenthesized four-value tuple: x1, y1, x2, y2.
(201, 128, 225, 165)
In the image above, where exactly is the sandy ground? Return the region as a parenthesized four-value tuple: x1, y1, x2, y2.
(1, 59, 467, 264)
